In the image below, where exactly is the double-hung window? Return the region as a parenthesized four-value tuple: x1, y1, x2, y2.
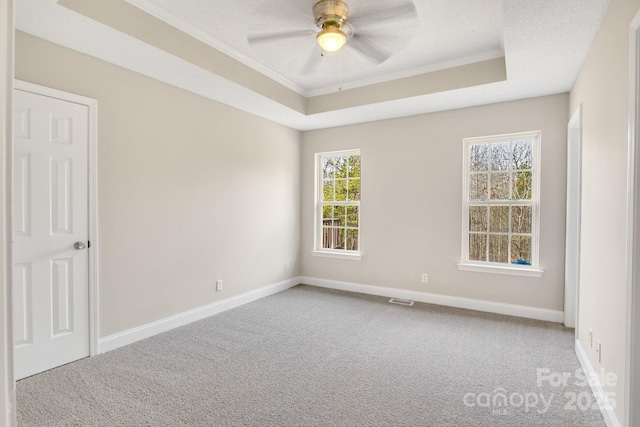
(314, 150, 361, 260)
(459, 131, 543, 277)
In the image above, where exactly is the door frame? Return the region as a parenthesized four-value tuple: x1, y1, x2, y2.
(565, 106, 582, 329)
(13, 80, 100, 357)
(626, 9, 640, 427)
(1, 0, 15, 424)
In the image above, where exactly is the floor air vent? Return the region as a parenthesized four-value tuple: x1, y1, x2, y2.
(388, 298, 414, 306)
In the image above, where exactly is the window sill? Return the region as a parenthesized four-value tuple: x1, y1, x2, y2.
(457, 262, 543, 278)
(312, 251, 362, 261)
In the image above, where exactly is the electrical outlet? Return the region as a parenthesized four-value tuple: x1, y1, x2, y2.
(589, 328, 593, 347)
(421, 273, 428, 283)
(596, 341, 602, 363)
(216, 280, 223, 291)
(285, 263, 290, 273)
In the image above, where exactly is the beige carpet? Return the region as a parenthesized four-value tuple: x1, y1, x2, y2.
(17, 285, 605, 426)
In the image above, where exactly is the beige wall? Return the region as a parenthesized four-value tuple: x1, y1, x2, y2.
(301, 94, 569, 311)
(569, 0, 640, 422)
(15, 32, 302, 337)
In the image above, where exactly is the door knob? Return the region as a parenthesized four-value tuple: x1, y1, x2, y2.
(74, 241, 87, 250)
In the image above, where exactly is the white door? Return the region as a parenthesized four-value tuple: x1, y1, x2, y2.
(12, 88, 90, 380)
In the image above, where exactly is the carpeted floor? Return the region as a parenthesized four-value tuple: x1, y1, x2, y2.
(17, 285, 605, 426)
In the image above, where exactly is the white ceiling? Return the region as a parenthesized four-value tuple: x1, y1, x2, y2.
(133, 0, 505, 95)
(16, 0, 611, 131)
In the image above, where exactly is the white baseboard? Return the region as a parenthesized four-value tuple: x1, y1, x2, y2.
(99, 275, 564, 354)
(99, 277, 300, 354)
(300, 276, 564, 323)
(575, 339, 621, 427)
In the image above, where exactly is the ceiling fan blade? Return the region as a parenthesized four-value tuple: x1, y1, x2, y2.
(247, 29, 315, 45)
(253, 0, 310, 25)
(348, 35, 392, 64)
(349, 3, 417, 28)
(301, 47, 324, 75)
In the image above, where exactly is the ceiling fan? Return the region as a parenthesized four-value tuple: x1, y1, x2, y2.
(247, 0, 417, 68)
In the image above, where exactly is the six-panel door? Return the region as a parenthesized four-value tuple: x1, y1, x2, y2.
(12, 89, 90, 380)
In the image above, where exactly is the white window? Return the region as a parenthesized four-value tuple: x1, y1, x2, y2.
(314, 150, 361, 260)
(459, 131, 543, 277)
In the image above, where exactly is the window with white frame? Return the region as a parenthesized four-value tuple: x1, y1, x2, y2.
(315, 150, 361, 257)
(460, 131, 541, 274)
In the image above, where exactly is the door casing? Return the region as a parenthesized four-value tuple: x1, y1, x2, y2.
(626, 10, 640, 427)
(565, 106, 582, 329)
(13, 80, 99, 358)
(1, 0, 16, 425)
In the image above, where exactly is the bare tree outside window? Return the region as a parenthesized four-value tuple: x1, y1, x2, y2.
(465, 134, 539, 267)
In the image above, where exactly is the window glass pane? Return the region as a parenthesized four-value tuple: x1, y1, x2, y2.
(323, 158, 335, 180)
(491, 143, 512, 171)
(322, 227, 332, 249)
(490, 172, 510, 199)
(333, 228, 345, 249)
(469, 173, 488, 200)
(335, 157, 348, 179)
(511, 235, 532, 264)
(348, 155, 361, 178)
(322, 205, 333, 221)
(333, 206, 345, 226)
(347, 178, 360, 201)
(346, 206, 358, 227)
(489, 234, 509, 263)
(470, 144, 489, 172)
(346, 229, 358, 251)
(335, 179, 347, 201)
(511, 205, 532, 233)
(469, 234, 487, 261)
(469, 206, 488, 232)
(512, 171, 532, 200)
(513, 140, 532, 170)
(323, 180, 334, 202)
(489, 206, 509, 233)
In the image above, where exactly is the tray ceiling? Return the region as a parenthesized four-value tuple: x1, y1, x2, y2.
(16, 0, 611, 130)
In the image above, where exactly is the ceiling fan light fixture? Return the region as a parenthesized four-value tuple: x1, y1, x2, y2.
(316, 24, 347, 52)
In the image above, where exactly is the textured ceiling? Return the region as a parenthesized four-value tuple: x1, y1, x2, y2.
(15, 0, 611, 130)
(134, 0, 504, 95)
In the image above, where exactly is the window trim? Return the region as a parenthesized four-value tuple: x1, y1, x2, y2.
(313, 149, 362, 259)
(459, 131, 543, 276)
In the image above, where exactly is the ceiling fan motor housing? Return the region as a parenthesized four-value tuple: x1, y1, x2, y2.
(313, 0, 350, 30)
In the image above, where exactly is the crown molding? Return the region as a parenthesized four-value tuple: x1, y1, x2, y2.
(124, 0, 307, 95)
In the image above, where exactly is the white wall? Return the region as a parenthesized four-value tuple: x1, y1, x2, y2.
(15, 32, 302, 337)
(301, 94, 569, 311)
(569, 0, 640, 423)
